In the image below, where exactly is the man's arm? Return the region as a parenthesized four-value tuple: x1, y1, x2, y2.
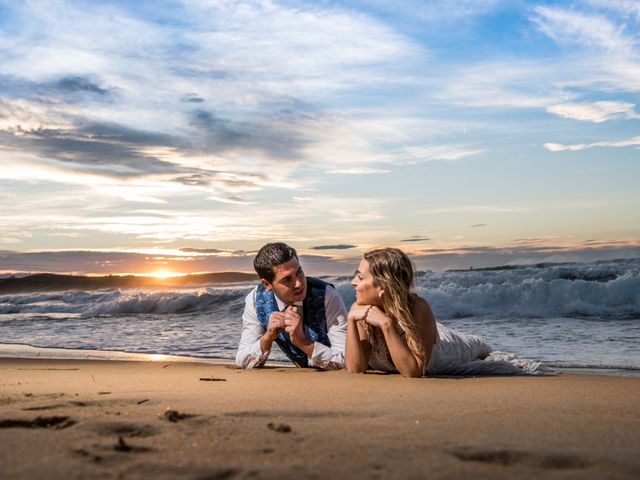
(235, 288, 272, 369)
(307, 286, 347, 370)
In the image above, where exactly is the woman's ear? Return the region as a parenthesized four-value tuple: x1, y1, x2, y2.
(377, 288, 384, 298)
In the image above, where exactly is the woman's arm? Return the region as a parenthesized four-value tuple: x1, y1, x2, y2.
(366, 297, 437, 378)
(366, 307, 423, 377)
(345, 304, 371, 373)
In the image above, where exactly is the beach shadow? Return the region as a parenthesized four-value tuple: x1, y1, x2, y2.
(23, 400, 93, 411)
(121, 463, 240, 480)
(224, 409, 367, 419)
(0, 415, 75, 429)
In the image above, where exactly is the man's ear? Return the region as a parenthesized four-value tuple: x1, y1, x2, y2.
(260, 278, 272, 291)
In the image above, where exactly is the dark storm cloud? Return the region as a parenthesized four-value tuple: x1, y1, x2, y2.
(190, 109, 307, 159)
(310, 244, 357, 250)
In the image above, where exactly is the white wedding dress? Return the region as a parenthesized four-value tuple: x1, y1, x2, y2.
(368, 322, 552, 375)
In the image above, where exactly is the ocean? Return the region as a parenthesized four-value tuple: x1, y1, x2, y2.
(1, 258, 639, 375)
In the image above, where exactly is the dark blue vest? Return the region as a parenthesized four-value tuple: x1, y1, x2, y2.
(256, 277, 331, 367)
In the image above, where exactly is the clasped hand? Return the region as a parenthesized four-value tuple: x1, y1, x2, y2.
(348, 304, 390, 329)
(267, 306, 308, 346)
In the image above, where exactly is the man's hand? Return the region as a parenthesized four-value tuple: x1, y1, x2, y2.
(259, 311, 286, 355)
(265, 312, 286, 341)
(283, 306, 312, 349)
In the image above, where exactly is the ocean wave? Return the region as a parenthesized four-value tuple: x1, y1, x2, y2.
(334, 259, 640, 319)
(1, 259, 639, 319)
(0, 286, 252, 316)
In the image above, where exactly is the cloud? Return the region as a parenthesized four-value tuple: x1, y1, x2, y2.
(183, 0, 418, 91)
(584, 0, 640, 21)
(327, 168, 391, 175)
(471, 224, 486, 228)
(0, 120, 185, 177)
(2, 240, 639, 275)
(438, 4, 640, 112)
(428, 206, 530, 214)
(0, 97, 287, 202)
(310, 244, 357, 250)
(547, 101, 639, 122)
(532, 5, 633, 53)
(180, 93, 205, 103)
(55, 75, 110, 96)
(403, 144, 484, 162)
(401, 236, 430, 242)
(0, 74, 113, 104)
(189, 109, 307, 159)
(345, 0, 501, 24)
(179, 248, 225, 254)
(544, 136, 640, 151)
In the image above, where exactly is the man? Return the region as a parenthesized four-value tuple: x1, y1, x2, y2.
(236, 242, 347, 369)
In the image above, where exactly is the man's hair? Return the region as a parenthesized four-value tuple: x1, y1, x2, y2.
(254, 242, 298, 282)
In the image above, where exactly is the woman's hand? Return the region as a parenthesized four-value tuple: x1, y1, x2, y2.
(348, 303, 372, 323)
(363, 306, 392, 329)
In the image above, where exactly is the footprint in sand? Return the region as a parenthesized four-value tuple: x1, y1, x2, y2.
(163, 409, 197, 422)
(450, 447, 591, 470)
(267, 422, 292, 433)
(73, 436, 154, 465)
(83, 420, 159, 438)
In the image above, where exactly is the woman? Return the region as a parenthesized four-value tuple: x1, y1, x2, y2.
(346, 248, 548, 377)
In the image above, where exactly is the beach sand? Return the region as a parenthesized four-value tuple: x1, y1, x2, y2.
(1, 357, 639, 479)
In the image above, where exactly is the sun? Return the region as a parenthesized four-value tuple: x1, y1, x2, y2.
(148, 269, 183, 279)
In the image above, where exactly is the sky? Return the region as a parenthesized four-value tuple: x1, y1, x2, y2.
(1, 0, 639, 275)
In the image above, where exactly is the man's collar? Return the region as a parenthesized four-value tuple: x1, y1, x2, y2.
(274, 294, 303, 311)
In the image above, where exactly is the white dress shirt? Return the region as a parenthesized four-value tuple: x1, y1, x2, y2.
(235, 284, 347, 370)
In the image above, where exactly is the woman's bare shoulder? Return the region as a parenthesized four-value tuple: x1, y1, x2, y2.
(410, 294, 437, 343)
(411, 294, 434, 315)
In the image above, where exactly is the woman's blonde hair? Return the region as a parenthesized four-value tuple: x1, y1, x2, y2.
(364, 248, 426, 363)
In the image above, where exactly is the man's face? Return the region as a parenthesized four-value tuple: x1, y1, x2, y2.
(261, 257, 307, 304)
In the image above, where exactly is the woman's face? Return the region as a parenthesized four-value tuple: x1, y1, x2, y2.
(351, 258, 384, 306)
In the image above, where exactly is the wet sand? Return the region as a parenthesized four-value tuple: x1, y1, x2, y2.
(1, 357, 639, 479)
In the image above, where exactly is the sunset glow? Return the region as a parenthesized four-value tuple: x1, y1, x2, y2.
(148, 270, 185, 279)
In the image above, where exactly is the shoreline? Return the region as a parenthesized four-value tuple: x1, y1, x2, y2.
(0, 343, 291, 367)
(1, 343, 638, 377)
(1, 356, 639, 479)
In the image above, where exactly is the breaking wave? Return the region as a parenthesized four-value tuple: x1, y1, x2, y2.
(0, 259, 638, 320)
